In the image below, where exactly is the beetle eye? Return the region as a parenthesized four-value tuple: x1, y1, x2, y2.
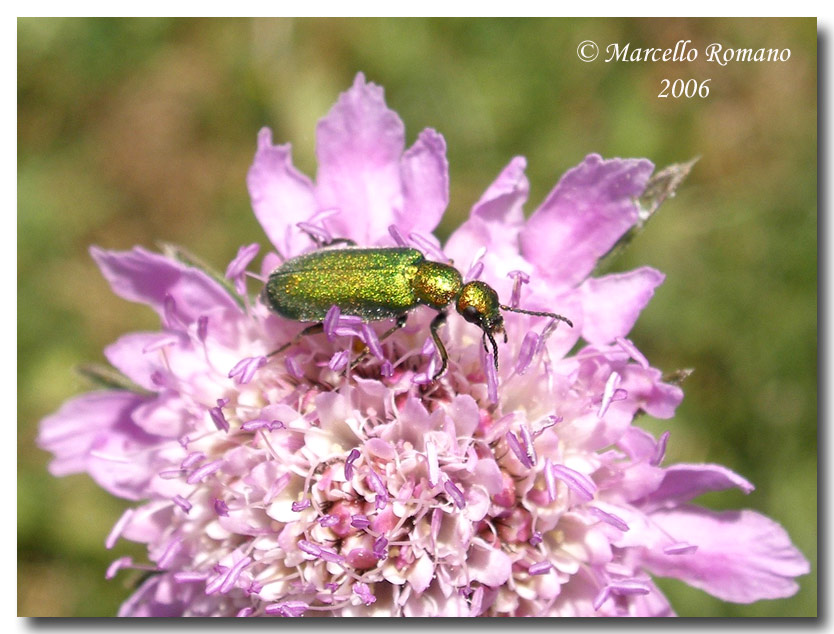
(461, 305, 481, 324)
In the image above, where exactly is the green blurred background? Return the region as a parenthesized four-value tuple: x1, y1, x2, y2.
(18, 18, 816, 617)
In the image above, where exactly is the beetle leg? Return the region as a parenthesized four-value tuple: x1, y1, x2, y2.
(268, 323, 324, 357)
(430, 311, 449, 380)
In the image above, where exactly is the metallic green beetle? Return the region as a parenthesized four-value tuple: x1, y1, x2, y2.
(262, 246, 572, 379)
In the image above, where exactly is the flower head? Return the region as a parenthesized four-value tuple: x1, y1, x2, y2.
(38, 73, 808, 617)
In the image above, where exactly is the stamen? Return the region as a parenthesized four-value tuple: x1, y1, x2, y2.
(616, 336, 650, 368)
(361, 323, 384, 359)
(549, 464, 597, 501)
(214, 498, 230, 517)
(528, 561, 552, 575)
(236, 607, 254, 618)
(157, 537, 183, 568)
(186, 459, 224, 484)
(180, 452, 206, 469)
(518, 424, 537, 466)
(291, 499, 310, 512)
(516, 331, 538, 374)
(354, 582, 377, 605)
(588, 506, 630, 532)
(506, 270, 530, 308)
(506, 431, 532, 469)
(329, 350, 350, 372)
(228, 356, 267, 385)
(444, 479, 466, 509)
(408, 232, 447, 262)
(464, 246, 486, 283)
(105, 508, 135, 549)
(173, 495, 192, 513)
(529, 531, 543, 546)
(531, 415, 562, 439)
(296, 221, 332, 244)
(345, 449, 360, 480)
(285, 355, 304, 379)
(324, 305, 341, 339)
(468, 586, 485, 616)
(318, 514, 339, 528)
(209, 405, 229, 432)
(350, 514, 370, 529)
(298, 540, 322, 557)
(388, 224, 408, 247)
(105, 556, 133, 579)
(225, 243, 260, 280)
(372, 536, 388, 559)
(173, 571, 209, 584)
(367, 469, 389, 509)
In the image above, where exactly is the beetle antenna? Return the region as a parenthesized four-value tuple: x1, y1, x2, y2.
(499, 305, 573, 328)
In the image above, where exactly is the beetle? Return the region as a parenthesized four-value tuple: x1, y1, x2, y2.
(262, 246, 572, 379)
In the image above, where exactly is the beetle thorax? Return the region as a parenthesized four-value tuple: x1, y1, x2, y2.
(412, 261, 463, 309)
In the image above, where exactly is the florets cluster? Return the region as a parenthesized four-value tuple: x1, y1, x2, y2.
(38, 74, 808, 616)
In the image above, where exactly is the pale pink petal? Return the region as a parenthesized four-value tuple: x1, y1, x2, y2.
(580, 267, 665, 344)
(246, 127, 318, 257)
(397, 128, 448, 237)
(90, 246, 241, 326)
(642, 505, 810, 602)
(642, 464, 755, 507)
(468, 539, 512, 587)
(104, 332, 171, 391)
(519, 155, 654, 287)
(315, 73, 404, 243)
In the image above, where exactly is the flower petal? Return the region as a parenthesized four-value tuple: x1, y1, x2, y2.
(580, 267, 665, 344)
(315, 73, 405, 243)
(519, 155, 654, 287)
(246, 128, 318, 257)
(397, 128, 448, 237)
(91, 246, 241, 326)
(642, 463, 755, 507)
(642, 505, 810, 602)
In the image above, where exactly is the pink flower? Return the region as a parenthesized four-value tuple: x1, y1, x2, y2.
(38, 73, 808, 617)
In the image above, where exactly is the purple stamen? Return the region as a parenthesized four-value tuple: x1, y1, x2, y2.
(616, 336, 650, 368)
(468, 586, 485, 616)
(236, 607, 254, 618)
(228, 355, 267, 385)
(505, 431, 532, 469)
(507, 270, 530, 308)
(318, 514, 339, 528)
(285, 355, 304, 379)
(180, 451, 206, 469)
(531, 415, 562, 439)
(319, 547, 345, 564)
(529, 531, 543, 546)
(329, 349, 350, 372)
(291, 499, 310, 512)
(157, 537, 183, 568)
(214, 498, 230, 517)
(354, 581, 377, 605)
(367, 469, 389, 509)
(408, 231, 447, 262)
(388, 224, 408, 247)
(186, 459, 224, 484)
(296, 221, 332, 244)
(209, 406, 229, 432)
(598, 371, 621, 418)
(651, 431, 670, 466)
(173, 571, 208, 584)
(516, 331, 539, 374)
(345, 448, 360, 480)
(528, 561, 552, 575)
(587, 506, 630, 532)
(372, 536, 388, 559)
(323, 305, 341, 339)
(225, 243, 260, 280)
(350, 514, 370, 529)
(158, 469, 184, 480)
(219, 556, 252, 594)
(105, 556, 133, 579)
(380, 359, 394, 377)
(298, 540, 322, 557)
(173, 495, 192, 513)
(549, 464, 597, 501)
(464, 246, 486, 282)
(444, 479, 466, 509)
(518, 424, 537, 467)
(361, 323, 384, 359)
(104, 509, 136, 550)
